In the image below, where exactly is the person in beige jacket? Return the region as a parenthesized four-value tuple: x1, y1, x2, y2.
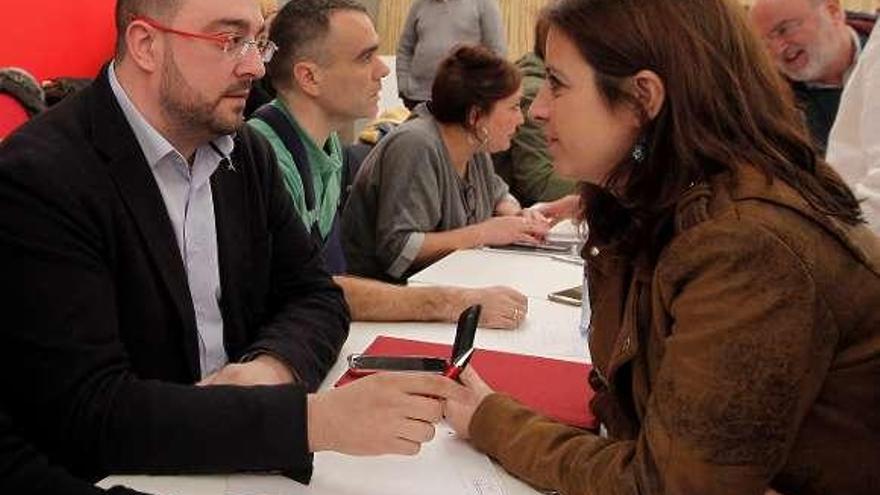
(443, 0, 880, 494)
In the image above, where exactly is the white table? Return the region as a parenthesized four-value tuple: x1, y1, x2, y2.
(410, 248, 583, 300)
(100, 247, 589, 495)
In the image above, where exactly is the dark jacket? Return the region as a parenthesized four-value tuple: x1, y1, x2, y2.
(470, 164, 880, 494)
(0, 408, 147, 495)
(0, 68, 349, 483)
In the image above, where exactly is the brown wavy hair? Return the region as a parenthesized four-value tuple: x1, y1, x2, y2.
(542, 0, 862, 253)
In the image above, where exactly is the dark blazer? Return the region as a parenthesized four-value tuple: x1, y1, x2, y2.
(0, 408, 148, 495)
(0, 68, 350, 482)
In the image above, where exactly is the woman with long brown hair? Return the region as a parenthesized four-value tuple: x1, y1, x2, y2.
(444, 0, 880, 493)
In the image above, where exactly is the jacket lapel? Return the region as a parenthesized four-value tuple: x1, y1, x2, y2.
(585, 244, 630, 380)
(89, 68, 200, 378)
(210, 147, 250, 357)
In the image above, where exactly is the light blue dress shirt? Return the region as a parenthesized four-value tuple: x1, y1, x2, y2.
(108, 64, 231, 378)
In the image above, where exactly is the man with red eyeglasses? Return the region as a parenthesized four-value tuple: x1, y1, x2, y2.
(0, 0, 464, 488)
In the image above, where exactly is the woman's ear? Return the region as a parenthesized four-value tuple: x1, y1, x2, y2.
(466, 106, 482, 130)
(631, 70, 665, 121)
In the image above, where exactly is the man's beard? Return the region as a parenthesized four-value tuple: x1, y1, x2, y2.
(782, 14, 840, 83)
(159, 50, 250, 137)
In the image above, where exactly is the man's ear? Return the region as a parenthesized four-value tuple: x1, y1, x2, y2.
(823, 0, 845, 24)
(630, 69, 665, 121)
(293, 61, 322, 97)
(124, 21, 162, 73)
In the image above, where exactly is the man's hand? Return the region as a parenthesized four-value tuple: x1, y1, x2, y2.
(456, 286, 528, 329)
(307, 373, 467, 455)
(443, 367, 495, 440)
(197, 355, 294, 387)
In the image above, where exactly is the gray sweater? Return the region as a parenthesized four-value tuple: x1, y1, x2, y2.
(396, 0, 507, 102)
(342, 105, 510, 282)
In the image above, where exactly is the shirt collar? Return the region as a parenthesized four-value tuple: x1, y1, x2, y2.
(108, 63, 234, 168)
(842, 26, 864, 86)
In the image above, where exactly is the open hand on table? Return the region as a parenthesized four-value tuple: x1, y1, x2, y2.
(457, 286, 528, 329)
(478, 216, 550, 246)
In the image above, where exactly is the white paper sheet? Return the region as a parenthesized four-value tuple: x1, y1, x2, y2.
(306, 425, 505, 495)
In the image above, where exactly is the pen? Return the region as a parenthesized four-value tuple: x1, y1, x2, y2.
(443, 347, 475, 381)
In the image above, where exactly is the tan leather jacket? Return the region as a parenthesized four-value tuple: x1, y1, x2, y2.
(470, 165, 880, 495)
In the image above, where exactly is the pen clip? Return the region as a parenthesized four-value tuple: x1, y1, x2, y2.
(444, 347, 476, 380)
(451, 347, 475, 369)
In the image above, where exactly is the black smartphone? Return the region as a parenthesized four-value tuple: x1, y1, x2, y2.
(347, 354, 448, 375)
(451, 304, 481, 362)
(495, 240, 574, 253)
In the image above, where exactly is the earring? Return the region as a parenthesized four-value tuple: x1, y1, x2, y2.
(477, 126, 489, 147)
(631, 136, 647, 163)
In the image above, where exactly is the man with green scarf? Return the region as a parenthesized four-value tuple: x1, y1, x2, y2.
(249, 0, 528, 328)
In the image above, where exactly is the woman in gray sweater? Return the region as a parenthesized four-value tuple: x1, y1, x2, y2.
(343, 45, 549, 282)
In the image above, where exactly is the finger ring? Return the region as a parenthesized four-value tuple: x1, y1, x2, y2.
(513, 307, 521, 320)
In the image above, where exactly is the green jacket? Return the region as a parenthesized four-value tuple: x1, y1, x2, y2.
(493, 52, 575, 205)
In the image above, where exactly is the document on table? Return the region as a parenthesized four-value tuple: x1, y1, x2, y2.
(98, 426, 506, 495)
(307, 425, 505, 495)
(479, 298, 587, 362)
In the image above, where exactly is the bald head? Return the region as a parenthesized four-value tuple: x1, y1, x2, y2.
(749, 0, 853, 84)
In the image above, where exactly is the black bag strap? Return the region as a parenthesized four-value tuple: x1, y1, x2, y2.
(252, 104, 316, 210)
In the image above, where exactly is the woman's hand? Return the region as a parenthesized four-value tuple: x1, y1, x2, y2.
(526, 194, 581, 225)
(443, 367, 495, 440)
(520, 207, 552, 225)
(477, 216, 550, 246)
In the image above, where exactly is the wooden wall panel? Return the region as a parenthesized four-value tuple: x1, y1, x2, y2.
(373, 0, 878, 60)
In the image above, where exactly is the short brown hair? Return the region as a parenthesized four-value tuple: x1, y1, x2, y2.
(542, 0, 861, 251)
(430, 44, 522, 130)
(266, 0, 368, 91)
(114, 0, 182, 59)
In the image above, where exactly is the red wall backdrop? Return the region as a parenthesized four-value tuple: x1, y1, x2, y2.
(0, 1, 116, 81)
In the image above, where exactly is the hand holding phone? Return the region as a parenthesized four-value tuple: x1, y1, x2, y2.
(346, 305, 483, 376)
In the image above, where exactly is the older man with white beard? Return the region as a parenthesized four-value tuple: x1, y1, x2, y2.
(749, 0, 874, 152)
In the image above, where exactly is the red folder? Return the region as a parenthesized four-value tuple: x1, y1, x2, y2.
(336, 336, 597, 429)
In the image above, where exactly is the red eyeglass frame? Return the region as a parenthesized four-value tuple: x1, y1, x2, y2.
(130, 15, 240, 52)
